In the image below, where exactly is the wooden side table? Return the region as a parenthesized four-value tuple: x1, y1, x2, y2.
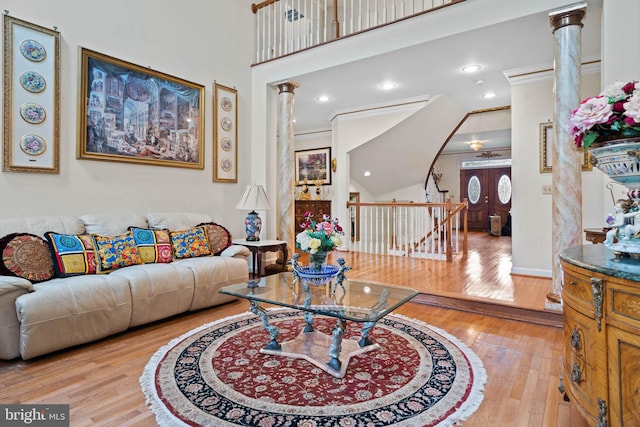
(232, 239, 288, 278)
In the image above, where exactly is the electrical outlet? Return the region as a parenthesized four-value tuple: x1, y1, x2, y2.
(542, 185, 552, 195)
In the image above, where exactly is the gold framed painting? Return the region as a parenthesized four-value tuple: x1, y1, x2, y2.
(295, 147, 331, 185)
(213, 82, 238, 182)
(77, 48, 204, 169)
(539, 122, 591, 173)
(3, 15, 60, 173)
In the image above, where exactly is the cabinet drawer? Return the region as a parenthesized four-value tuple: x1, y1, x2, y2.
(562, 303, 606, 419)
(608, 283, 640, 330)
(562, 267, 600, 315)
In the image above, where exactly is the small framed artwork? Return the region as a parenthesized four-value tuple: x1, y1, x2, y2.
(539, 122, 591, 173)
(213, 82, 238, 182)
(295, 147, 332, 185)
(77, 48, 204, 169)
(3, 15, 60, 173)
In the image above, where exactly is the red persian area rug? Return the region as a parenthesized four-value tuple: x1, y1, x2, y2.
(140, 309, 486, 426)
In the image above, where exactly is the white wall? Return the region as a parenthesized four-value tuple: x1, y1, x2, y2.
(511, 72, 601, 277)
(0, 0, 254, 238)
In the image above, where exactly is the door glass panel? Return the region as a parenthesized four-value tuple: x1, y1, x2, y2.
(497, 174, 512, 204)
(468, 176, 481, 204)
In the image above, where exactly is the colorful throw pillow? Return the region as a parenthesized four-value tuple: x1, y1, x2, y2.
(92, 232, 143, 273)
(129, 227, 173, 264)
(169, 226, 212, 260)
(197, 222, 232, 255)
(0, 233, 55, 282)
(45, 232, 97, 277)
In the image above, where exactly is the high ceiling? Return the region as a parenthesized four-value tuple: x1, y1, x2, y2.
(289, 1, 602, 160)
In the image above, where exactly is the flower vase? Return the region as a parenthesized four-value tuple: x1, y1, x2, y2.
(588, 138, 640, 189)
(309, 250, 329, 271)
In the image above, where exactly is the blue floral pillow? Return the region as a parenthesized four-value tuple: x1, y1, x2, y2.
(169, 226, 212, 260)
(92, 232, 142, 273)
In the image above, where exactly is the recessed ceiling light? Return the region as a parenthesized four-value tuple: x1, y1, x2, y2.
(317, 95, 330, 103)
(474, 79, 484, 85)
(483, 92, 496, 99)
(378, 81, 397, 90)
(462, 64, 481, 73)
(364, 171, 371, 177)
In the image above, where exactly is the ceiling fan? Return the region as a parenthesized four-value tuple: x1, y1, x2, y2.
(476, 151, 501, 158)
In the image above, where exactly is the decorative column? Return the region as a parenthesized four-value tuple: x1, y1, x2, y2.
(548, 4, 586, 303)
(276, 82, 299, 262)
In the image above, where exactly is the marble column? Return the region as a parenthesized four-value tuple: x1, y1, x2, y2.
(548, 4, 586, 303)
(276, 82, 298, 261)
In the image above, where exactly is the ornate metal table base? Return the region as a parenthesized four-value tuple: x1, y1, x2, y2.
(260, 327, 380, 378)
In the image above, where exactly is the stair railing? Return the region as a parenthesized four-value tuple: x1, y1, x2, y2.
(251, 0, 465, 64)
(346, 198, 467, 261)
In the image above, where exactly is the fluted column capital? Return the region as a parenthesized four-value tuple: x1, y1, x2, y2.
(549, 2, 586, 33)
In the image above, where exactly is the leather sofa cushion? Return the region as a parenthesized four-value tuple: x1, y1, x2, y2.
(146, 212, 212, 231)
(174, 256, 248, 311)
(0, 216, 84, 239)
(81, 213, 148, 236)
(15, 274, 132, 359)
(109, 263, 195, 327)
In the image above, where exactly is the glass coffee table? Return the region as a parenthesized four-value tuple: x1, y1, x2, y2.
(219, 272, 417, 378)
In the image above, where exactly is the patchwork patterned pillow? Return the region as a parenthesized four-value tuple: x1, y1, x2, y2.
(169, 226, 212, 260)
(129, 227, 173, 264)
(0, 233, 55, 282)
(45, 232, 97, 277)
(197, 222, 232, 255)
(92, 232, 142, 273)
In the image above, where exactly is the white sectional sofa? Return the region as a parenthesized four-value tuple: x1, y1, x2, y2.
(0, 212, 249, 360)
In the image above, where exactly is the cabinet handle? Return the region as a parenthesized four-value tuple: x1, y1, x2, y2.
(571, 363, 582, 384)
(570, 328, 581, 350)
(568, 281, 577, 286)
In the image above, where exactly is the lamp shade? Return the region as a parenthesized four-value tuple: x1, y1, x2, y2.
(235, 184, 271, 212)
(236, 184, 271, 241)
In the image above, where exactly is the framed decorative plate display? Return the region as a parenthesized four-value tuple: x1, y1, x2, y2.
(19, 39, 46, 62)
(19, 70, 46, 93)
(19, 134, 46, 156)
(213, 82, 237, 183)
(77, 48, 205, 169)
(3, 15, 60, 173)
(19, 103, 46, 124)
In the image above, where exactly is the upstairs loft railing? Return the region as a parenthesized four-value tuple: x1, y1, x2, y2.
(251, 0, 465, 64)
(346, 199, 467, 261)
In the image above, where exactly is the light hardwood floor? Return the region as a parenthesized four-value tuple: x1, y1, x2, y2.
(0, 232, 588, 426)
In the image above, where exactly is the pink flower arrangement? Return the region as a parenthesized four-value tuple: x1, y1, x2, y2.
(570, 81, 640, 149)
(295, 211, 344, 253)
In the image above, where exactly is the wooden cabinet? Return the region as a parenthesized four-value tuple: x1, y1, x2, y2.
(560, 246, 640, 426)
(294, 200, 331, 228)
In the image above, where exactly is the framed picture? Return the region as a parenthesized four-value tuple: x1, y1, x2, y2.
(3, 15, 60, 173)
(539, 122, 591, 173)
(295, 147, 331, 185)
(213, 82, 238, 182)
(77, 48, 204, 169)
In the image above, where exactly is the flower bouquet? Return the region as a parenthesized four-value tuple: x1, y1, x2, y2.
(294, 212, 344, 283)
(570, 80, 640, 149)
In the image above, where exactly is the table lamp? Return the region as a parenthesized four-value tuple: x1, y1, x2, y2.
(235, 184, 271, 241)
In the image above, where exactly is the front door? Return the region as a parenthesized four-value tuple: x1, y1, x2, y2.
(460, 167, 512, 231)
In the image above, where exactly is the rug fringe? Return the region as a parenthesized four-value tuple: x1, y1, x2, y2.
(389, 312, 488, 426)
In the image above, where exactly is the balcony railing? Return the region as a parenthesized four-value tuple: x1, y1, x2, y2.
(251, 0, 465, 64)
(347, 199, 467, 261)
